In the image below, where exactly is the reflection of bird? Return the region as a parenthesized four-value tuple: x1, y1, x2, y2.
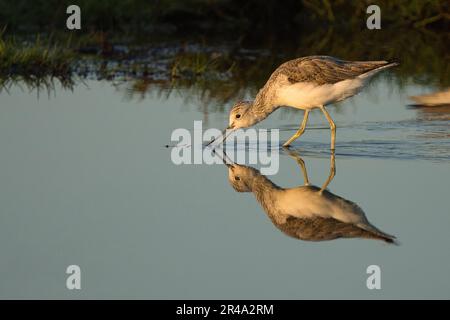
(220, 151, 396, 243)
(208, 56, 398, 149)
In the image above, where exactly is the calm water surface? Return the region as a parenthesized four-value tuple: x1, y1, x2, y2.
(0, 76, 449, 298)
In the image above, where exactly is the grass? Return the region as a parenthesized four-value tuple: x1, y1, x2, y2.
(0, 32, 74, 78)
(170, 51, 235, 78)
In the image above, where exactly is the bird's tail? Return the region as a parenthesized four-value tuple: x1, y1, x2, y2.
(357, 223, 398, 245)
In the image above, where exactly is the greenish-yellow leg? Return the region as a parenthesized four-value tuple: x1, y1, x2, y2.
(320, 150, 336, 193)
(319, 105, 336, 150)
(284, 149, 310, 186)
(283, 110, 309, 147)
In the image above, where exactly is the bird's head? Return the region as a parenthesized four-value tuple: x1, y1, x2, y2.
(228, 100, 255, 130)
(227, 163, 260, 193)
(205, 100, 257, 147)
(214, 149, 259, 192)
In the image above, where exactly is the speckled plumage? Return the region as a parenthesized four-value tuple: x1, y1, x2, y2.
(250, 55, 398, 114)
(226, 154, 396, 243)
(272, 55, 393, 86)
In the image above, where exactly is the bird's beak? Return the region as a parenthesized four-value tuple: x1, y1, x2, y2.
(221, 126, 236, 144)
(205, 125, 235, 147)
(224, 158, 234, 168)
(212, 148, 234, 168)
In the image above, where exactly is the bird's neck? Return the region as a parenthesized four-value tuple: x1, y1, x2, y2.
(249, 86, 279, 123)
(249, 174, 283, 214)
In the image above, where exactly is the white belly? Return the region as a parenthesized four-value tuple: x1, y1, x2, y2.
(276, 79, 365, 109)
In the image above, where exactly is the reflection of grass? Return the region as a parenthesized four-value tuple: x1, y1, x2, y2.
(0, 75, 75, 96)
(0, 33, 74, 78)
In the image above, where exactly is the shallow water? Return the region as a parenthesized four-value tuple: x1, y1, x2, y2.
(0, 74, 449, 298)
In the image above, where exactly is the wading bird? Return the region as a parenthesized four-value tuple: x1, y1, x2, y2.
(208, 56, 398, 149)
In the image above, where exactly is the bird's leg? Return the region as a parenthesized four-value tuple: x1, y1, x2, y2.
(320, 150, 336, 193)
(284, 149, 310, 186)
(297, 157, 310, 186)
(282, 110, 309, 147)
(319, 105, 336, 150)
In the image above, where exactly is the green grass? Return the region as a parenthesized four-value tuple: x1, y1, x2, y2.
(0, 33, 74, 78)
(170, 51, 235, 78)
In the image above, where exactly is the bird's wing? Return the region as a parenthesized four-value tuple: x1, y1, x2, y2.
(276, 56, 391, 86)
(274, 215, 395, 243)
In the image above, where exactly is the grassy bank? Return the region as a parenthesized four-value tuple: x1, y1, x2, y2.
(0, 33, 74, 78)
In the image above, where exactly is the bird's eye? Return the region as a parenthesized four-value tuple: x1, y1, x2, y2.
(235, 176, 240, 181)
(235, 114, 241, 119)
